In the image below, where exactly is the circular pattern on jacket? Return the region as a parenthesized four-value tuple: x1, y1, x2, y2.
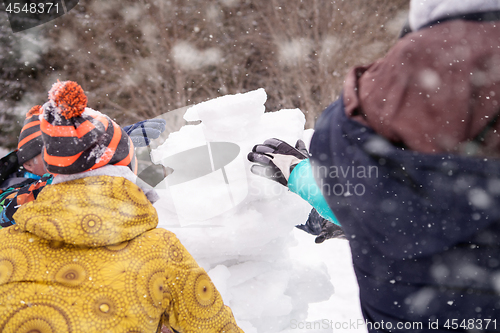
(128, 257, 167, 318)
(3, 303, 73, 333)
(84, 289, 126, 330)
(194, 273, 216, 307)
(81, 214, 103, 234)
(181, 270, 224, 321)
(168, 244, 184, 263)
(94, 298, 114, 317)
(54, 263, 87, 287)
(0, 244, 33, 282)
(14, 318, 54, 333)
(148, 270, 167, 307)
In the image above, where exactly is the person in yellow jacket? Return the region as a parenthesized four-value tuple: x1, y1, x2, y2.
(0, 80, 243, 333)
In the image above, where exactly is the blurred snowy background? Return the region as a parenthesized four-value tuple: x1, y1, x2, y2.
(0, 0, 408, 149)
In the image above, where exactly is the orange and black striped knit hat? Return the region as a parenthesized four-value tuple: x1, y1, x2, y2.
(40, 80, 137, 175)
(17, 105, 44, 164)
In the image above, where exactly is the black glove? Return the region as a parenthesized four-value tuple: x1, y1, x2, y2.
(315, 219, 346, 243)
(123, 118, 167, 147)
(296, 208, 345, 243)
(248, 138, 309, 186)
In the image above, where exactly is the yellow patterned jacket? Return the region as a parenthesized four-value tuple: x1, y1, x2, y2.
(0, 175, 243, 333)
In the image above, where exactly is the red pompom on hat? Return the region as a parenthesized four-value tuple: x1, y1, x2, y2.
(41, 80, 137, 175)
(48, 80, 88, 119)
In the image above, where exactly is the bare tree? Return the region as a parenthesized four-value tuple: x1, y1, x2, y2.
(0, 0, 408, 148)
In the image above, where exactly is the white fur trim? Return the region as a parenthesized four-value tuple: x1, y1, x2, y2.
(409, 0, 500, 31)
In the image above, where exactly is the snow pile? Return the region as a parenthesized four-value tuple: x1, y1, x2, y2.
(150, 88, 335, 333)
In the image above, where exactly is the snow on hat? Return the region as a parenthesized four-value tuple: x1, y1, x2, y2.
(17, 105, 44, 165)
(409, 0, 500, 31)
(41, 80, 137, 175)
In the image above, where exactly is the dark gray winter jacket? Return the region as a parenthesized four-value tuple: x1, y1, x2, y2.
(310, 15, 500, 332)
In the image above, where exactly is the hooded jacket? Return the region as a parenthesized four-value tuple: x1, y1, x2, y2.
(0, 166, 242, 333)
(307, 14, 500, 333)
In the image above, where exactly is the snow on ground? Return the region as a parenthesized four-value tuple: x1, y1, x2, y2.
(290, 229, 367, 333)
(147, 88, 367, 333)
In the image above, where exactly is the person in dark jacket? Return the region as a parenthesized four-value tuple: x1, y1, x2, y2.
(249, 0, 500, 331)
